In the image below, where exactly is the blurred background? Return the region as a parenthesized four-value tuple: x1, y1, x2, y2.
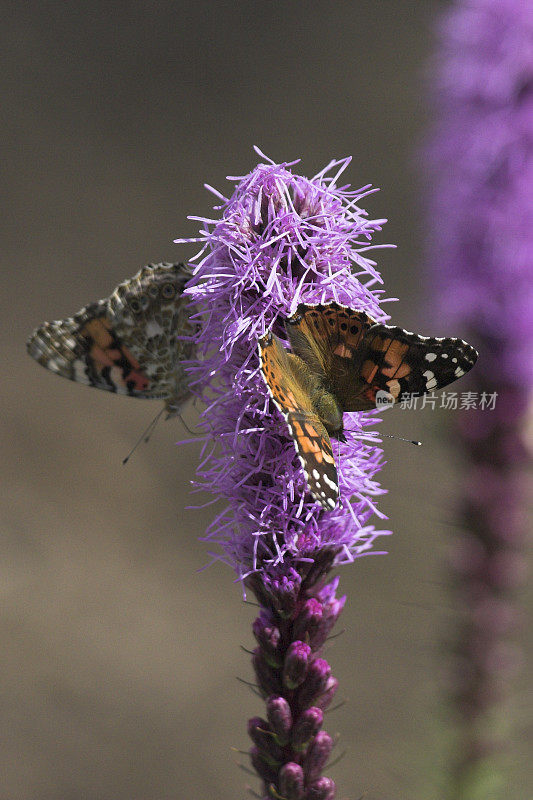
(2, 2, 531, 798)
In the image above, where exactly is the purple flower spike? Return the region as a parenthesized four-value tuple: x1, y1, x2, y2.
(180, 150, 393, 797)
(425, 2, 533, 796)
(181, 149, 391, 577)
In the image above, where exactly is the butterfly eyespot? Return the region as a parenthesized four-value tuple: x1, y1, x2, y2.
(161, 283, 176, 300)
(350, 325, 359, 334)
(148, 284, 159, 298)
(128, 297, 142, 313)
(340, 323, 348, 331)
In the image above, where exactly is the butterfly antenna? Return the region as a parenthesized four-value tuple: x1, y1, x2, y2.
(344, 428, 421, 447)
(368, 431, 422, 447)
(178, 413, 203, 436)
(122, 407, 165, 465)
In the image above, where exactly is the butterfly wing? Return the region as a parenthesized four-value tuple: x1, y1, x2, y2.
(285, 301, 375, 379)
(286, 302, 478, 412)
(348, 323, 479, 410)
(27, 262, 196, 414)
(258, 331, 339, 510)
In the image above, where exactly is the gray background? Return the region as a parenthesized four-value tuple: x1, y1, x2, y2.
(2, 2, 531, 798)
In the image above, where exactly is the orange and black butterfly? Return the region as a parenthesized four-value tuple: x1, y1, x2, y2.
(259, 301, 478, 510)
(27, 263, 196, 417)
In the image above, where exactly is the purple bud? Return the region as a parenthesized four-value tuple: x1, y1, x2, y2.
(253, 648, 282, 696)
(316, 576, 339, 605)
(317, 579, 346, 640)
(278, 762, 305, 800)
(304, 730, 333, 783)
(307, 776, 336, 800)
(296, 658, 331, 708)
(253, 611, 282, 667)
(264, 568, 302, 617)
(283, 641, 312, 689)
(249, 745, 278, 784)
(314, 676, 339, 711)
(291, 707, 323, 751)
(293, 598, 323, 648)
(266, 696, 292, 745)
(247, 717, 282, 761)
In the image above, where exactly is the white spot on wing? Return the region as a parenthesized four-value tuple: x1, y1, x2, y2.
(74, 361, 87, 380)
(145, 320, 164, 338)
(323, 474, 338, 491)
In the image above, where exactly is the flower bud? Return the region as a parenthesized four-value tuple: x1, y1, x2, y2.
(249, 746, 278, 784)
(278, 762, 305, 800)
(253, 648, 282, 696)
(247, 717, 282, 761)
(313, 676, 338, 711)
(266, 696, 292, 745)
(291, 706, 323, 751)
(283, 641, 311, 689)
(304, 730, 333, 784)
(264, 568, 302, 617)
(307, 776, 336, 800)
(253, 611, 282, 666)
(293, 598, 323, 647)
(316, 579, 346, 641)
(296, 657, 330, 707)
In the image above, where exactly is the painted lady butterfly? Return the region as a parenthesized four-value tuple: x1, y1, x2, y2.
(259, 301, 478, 510)
(27, 262, 196, 417)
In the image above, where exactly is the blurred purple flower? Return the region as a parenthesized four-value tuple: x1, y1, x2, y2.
(426, 0, 533, 385)
(425, 1, 533, 795)
(177, 149, 394, 797)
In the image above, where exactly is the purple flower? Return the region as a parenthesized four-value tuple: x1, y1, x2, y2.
(179, 149, 393, 578)
(177, 150, 394, 797)
(425, 2, 533, 795)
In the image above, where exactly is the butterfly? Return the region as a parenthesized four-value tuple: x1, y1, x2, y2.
(259, 301, 478, 510)
(27, 262, 196, 417)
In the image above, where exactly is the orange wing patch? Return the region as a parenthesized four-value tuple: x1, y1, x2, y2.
(79, 317, 150, 393)
(285, 302, 375, 376)
(259, 332, 339, 510)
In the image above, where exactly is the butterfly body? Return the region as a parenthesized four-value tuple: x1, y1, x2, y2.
(260, 301, 478, 510)
(27, 262, 196, 417)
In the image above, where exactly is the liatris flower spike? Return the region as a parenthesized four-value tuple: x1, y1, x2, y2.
(425, 1, 533, 797)
(179, 148, 478, 797)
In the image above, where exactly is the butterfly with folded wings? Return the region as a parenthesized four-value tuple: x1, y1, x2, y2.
(27, 262, 196, 417)
(259, 301, 478, 510)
